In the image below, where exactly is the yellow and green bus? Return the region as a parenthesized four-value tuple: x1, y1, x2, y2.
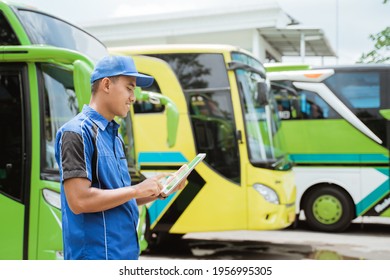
(266, 63, 390, 232)
(111, 45, 296, 246)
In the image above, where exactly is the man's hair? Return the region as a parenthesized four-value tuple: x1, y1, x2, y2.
(91, 76, 120, 94)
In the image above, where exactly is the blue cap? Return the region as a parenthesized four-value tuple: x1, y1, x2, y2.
(90, 55, 154, 87)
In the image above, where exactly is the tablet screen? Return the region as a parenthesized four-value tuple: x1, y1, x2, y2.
(161, 153, 206, 195)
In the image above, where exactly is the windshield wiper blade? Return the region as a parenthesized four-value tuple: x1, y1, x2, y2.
(227, 61, 266, 79)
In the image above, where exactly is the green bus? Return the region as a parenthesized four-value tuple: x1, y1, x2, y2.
(0, 1, 108, 259)
(0, 1, 173, 259)
(266, 63, 390, 232)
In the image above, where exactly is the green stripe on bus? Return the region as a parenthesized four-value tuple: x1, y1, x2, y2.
(289, 154, 388, 163)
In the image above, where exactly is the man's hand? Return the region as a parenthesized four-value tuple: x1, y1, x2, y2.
(133, 173, 167, 198)
(158, 164, 189, 199)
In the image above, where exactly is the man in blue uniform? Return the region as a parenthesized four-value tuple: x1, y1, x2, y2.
(55, 55, 185, 260)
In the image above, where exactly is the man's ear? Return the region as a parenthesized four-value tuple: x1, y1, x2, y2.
(101, 77, 111, 93)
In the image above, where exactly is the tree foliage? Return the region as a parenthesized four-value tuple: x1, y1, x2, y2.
(357, 0, 389, 63)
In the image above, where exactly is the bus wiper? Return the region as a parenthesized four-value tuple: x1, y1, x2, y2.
(227, 61, 266, 79)
(271, 156, 287, 168)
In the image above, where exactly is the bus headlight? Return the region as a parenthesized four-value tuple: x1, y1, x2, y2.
(253, 183, 279, 204)
(43, 188, 61, 210)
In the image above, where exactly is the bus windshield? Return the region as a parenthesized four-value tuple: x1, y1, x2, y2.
(16, 8, 107, 62)
(232, 54, 288, 170)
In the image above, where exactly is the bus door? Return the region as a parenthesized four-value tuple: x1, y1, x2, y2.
(0, 63, 29, 259)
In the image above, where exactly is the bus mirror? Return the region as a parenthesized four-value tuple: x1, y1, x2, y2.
(257, 82, 269, 106)
(165, 101, 179, 148)
(74, 60, 93, 106)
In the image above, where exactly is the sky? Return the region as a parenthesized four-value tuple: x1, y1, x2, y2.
(8, 0, 390, 65)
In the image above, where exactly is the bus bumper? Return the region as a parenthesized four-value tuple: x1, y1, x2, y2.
(248, 202, 296, 230)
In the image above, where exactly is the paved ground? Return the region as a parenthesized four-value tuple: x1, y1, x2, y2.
(140, 218, 390, 260)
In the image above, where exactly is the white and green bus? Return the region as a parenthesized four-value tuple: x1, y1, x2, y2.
(266, 64, 390, 232)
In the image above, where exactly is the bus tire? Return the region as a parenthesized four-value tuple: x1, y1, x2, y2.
(303, 185, 354, 232)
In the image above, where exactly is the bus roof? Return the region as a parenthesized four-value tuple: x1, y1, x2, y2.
(1, 0, 34, 9)
(314, 64, 390, 71)
(267, 68, 334, 82)
(1, 0, 107, 61)
(264, 63, 311, 72)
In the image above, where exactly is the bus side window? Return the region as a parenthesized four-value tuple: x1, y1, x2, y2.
(132, 79, 164, 114)
(0, 11, 20, 45)
(39, 63, 78, 175)
(297, 90, 337, 119)
(272, 83, 338, 120)
(324, 71, 381, 118)
(0, 71, 23, 200)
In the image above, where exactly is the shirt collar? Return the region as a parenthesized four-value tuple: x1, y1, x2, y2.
(82, 105, 119, 131)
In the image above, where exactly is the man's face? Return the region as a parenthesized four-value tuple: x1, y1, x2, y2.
(108, 75, 137, 118)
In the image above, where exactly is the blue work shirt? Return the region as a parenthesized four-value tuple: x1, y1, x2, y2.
(55, 105, 139, 260)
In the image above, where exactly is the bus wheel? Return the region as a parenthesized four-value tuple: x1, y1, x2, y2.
(303, 186, 354, 232)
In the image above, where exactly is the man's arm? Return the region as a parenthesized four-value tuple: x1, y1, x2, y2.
(64, 174, 166, 214)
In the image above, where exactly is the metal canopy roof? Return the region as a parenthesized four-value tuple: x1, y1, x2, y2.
(259, 26, 337, 57)
(82, 0, 337, 62)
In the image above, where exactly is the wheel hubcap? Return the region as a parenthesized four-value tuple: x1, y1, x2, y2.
(312, 195, 342, 224)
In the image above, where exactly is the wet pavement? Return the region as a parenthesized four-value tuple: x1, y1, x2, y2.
(140, 220, 390, 260)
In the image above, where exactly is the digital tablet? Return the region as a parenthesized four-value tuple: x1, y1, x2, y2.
(161, 153, 206, 195)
